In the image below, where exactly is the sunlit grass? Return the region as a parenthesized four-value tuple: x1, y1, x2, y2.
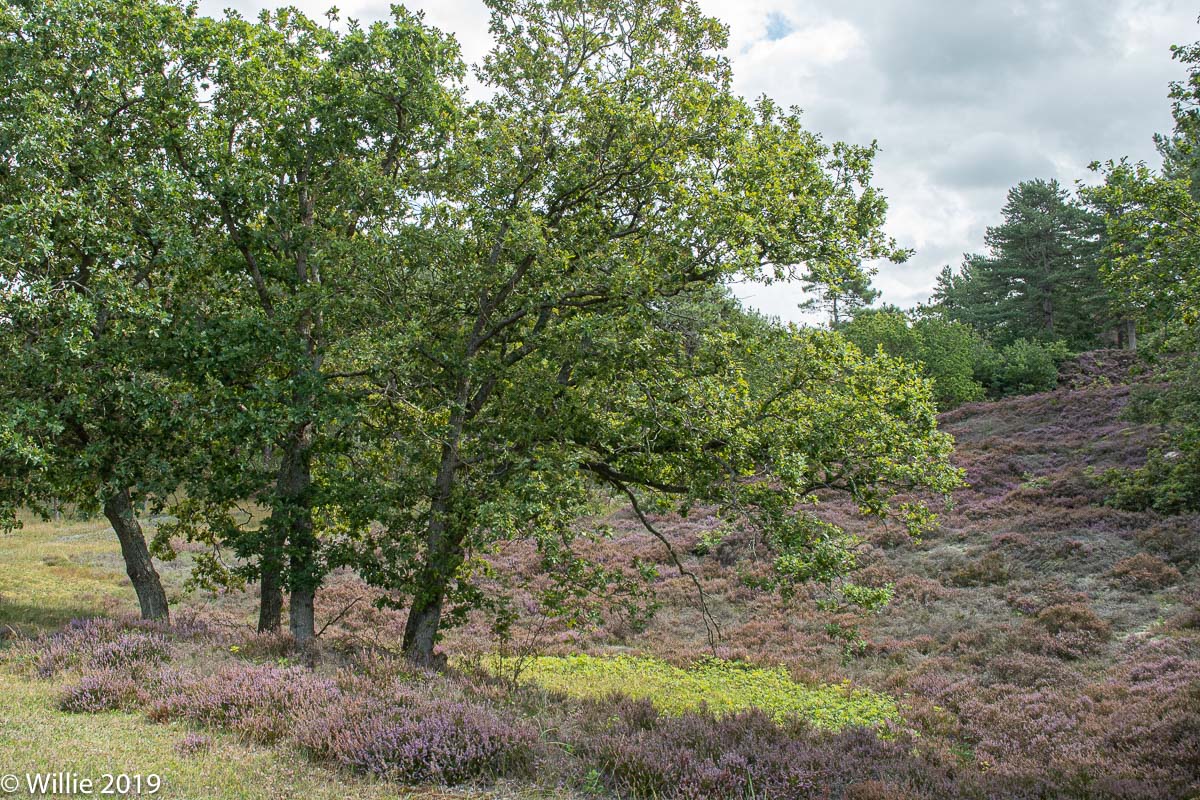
(496, 653, 901, 730)
(0, 671, 442, 799)
(0, 516, 136, 631)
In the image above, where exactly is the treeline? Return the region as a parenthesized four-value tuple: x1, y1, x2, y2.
(821, 36, 1200, 514)
(0, 0, 963, 655)
(1085, 37, 1200, 515)
(811, 177, 1127, 409)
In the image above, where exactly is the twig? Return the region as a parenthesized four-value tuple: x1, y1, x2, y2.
(611, 481, 722, 653)
(315, 596, 363, 638)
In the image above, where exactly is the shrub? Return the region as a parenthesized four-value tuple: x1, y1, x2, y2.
(588, 708, 817, 799)
(949, 551, 1010, 587)
(58, 669, 144, 713)
(1109, 553, 1183, 590)
(228, 630, 296, 661)
(175, 733, 213, 756)
(912, 317, 986, 408)
(842, 311, 985, 409)
(1134, 519, 1200, 568)
(1021, 603, 1111, 659)
(293, 690, 537, 785)
(1101, 450, 1200, 515)
(987, 655, 1080, 689)
(842, 310, 920, 364)
(984, 338, 1067, 397)
(16, 618, 170, 678)
(147, 664, 339, 744)
(843, 781, 918, 800)
(892, 575, 950, 605)
(1102, 343, 1200, 515)
(580, 706, 973, 800)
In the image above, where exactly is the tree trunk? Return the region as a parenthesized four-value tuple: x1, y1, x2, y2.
(1123, 319, 1138, 352)
(103, 488, 170, 622)
(257, 560, 283, 632)
(402, 533, 463, 665)
(289, 586, 314, 643)
(402, 584, 445, 664)
(402, 411, 466, 665)
(1041, 295, 1054, 336)
(402, 522, 464, 664)
(274, 423, 317, 645)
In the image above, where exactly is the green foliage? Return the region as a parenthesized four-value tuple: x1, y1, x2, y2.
(0, 0, 963, 652)
(974, 338, 1068, 398)
(0, 0, 198, 528)
(931, 179, 1112, 350)
(1100, 334, 1200, 513)
(841, 309, 984, 408)
(840, 582, 894, 612)
(1088, 161, 1200, 329)
(494, 654, 900, 730)
(841, 309, 920, 362)
(822, 621, 869, 660)
(798, 264, 884, 328)
(341, 0, 960, 655)
(1085, 37, 1200, 515)
(150, 1, 462, 635)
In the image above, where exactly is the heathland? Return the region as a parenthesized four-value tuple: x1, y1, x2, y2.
(3, 352, 1196, 799)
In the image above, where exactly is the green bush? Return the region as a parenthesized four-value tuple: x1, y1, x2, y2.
(1103, 342, 1200, 514)
(841, 309, 920, 362)
(1104, 443, 1200, 515)
(980, 338, 1068, 397)
(842, 311, 984, 409)
(912, 318, 986, 407)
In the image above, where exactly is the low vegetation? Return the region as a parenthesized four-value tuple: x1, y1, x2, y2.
(2, 374, 1198, 798)
(489, 654, 900, 730)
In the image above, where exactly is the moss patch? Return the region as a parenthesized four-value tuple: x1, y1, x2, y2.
(501, 654, 900, 730)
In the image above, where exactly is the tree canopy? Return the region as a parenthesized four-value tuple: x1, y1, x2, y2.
(931, 179, 1112, 350)
(1, 0, 963, 658)
(1086, 35, 1200, 514)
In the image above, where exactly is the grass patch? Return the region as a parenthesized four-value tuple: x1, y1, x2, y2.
(0, 671, 435, 799)
(0, 518, 135, 631)
(501, 654, 900, 730)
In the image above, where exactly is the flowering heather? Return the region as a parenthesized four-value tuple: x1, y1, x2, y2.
(1020, 603, 1112, 660)
(57, 668, 144, 713)
(1109, 553, 1182, 589)
(576, 702, 974, 800)
(174, 733, 214, 756)
(39, 633, 538, 788)
(147, 664, 339, 744)
(11, 618, 170, 678)
(293, 689, 537, 784)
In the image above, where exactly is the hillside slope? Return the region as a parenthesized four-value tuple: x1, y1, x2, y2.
(1, 361, 1196, 798)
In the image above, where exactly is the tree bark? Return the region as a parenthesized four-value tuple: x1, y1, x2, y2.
(1041, 295, 1055, 336)
(402, 583, 448, 665)
(103, 488, 170, 622)
(289, 586, 314, 643)
(402, 508, 466, 665)
(274, 423, 317, 645)
(257, 442, 283, 631)
(402, 405, 467, 664)
(257, 558, 283, 632)
(1123, 319, 1138, 352)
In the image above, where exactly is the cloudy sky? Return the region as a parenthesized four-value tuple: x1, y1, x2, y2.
(199, 0, 1197, 322)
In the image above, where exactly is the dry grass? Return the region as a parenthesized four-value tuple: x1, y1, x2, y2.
(0, 671, 425, 799)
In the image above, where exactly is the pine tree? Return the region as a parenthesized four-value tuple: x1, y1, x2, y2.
(932, 179, 1110, 349)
